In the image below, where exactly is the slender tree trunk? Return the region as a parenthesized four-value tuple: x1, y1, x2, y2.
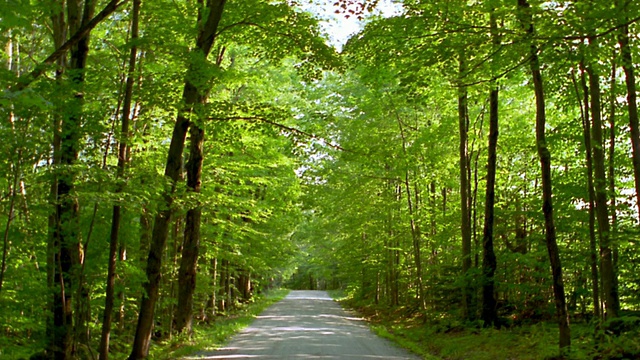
(481, 11, 499, 328)
(225, 259, 232, 308)
(482, 12, 500, 326)
(167, 215, 183, 337)
(47, 5, 66, 349)
(607, 56, 620, 312)
(517, 0, 571, 351)
(586, 37, 619, 320)
(207, 256, 218, 319)
(429, 182, 436, 236)
(394, 114, 425, 311)
(128, 1, 226, 358)
(386, 182, 399, 307)
(0, 35, 17, 295)
(573, 65, 601, 319)
(0, 166, 19, 294)
(404, 172, 425, 310)
(458, 56, 473, 321)
(617, 8, 640, 220)
(99, 0, 140, 357)
(217, 258, 228, 312)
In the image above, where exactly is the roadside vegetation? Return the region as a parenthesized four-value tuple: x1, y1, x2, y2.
(333, 292, 640, 360)
(153, 289, 289, 360)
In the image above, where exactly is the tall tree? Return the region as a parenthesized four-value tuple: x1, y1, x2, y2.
(585, 36, 620, 320)
(128, 0, 227, 358)
(616, 0, 640, 220)
(481, 9, 499, 328)
(517, 0, 571, 351)
(99, 0, 141, 357)
(458, 56, 474, 321)
(50, 0, 98, 356)
(573, 64, 601, 319)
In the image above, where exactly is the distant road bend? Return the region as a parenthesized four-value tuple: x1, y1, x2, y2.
(186, 290, 421, 359)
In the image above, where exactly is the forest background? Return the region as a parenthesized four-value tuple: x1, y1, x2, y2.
(1, 0, 640, 359)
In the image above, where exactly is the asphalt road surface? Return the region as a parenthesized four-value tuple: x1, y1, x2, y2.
(186, 290, 422, 359)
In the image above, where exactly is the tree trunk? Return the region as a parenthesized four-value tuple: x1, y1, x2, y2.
(481, 11, 499, 328)
(47, 5, 65, 350)
(175, 122, 205, 334)
(175, 45, 225, 334)
(206, 256, 218, 319)
(0, 164, 19, 294)
(50, 0, 96, 355)
(217, 258, 229, 312)
(395, 115, 425, 311)
(404, 172, 425, 310)
(99, 0, 140, 357)
(617, 7, 640, 220)
(573, 65, 601, 319)
(586, 38, 619, 320)
(128, 1, 226, 358)
(517, 0, 571, 351)
(458, 56, 473, 321)
(607, 55, 620, 315)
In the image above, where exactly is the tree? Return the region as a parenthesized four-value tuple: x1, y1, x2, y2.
(99, 0, 141, 357)
(128, 1, 227, 358)
(480, 9, 499, 328)
(585, 36, 620, 320)
(516, 0, 571, 350)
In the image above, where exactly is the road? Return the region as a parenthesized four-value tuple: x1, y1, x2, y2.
(186, 290, 422, 359)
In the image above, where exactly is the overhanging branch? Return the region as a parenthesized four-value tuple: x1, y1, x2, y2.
(5, 0, 129, 94)
(210, 116, 350, 152)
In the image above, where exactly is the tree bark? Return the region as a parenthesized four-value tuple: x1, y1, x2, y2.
(50, 0, 96, 356)
(99, 0, 140, 357)
(458, 56, 473, 321)
(573, 65, 601, 319)
(393, 110, 425, 311)
(175, 45, 225, 334)
(617, 6, 640, 221)
(0, 164, 19, 294)
(404, 171, 425, 310)
(517, 0, 571, 351)
(46, 4, 66, 350)
(586, 37, 619, 320)
(481, 11, 499, 328)
(607, 55, 620, 314)
(175, 122, 205, 334)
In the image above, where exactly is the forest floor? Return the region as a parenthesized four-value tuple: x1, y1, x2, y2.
(332, 293, 640, 360)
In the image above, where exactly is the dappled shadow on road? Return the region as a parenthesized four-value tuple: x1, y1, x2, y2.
(185, 290, 418, 360)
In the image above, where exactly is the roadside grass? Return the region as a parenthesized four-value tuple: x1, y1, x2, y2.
(150, 288, 289, 359)
(330, 292, 639, 360)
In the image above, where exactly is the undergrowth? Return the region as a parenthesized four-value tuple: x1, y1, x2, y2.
(149, 288, 289, 359)
(332, 292, 640, 360)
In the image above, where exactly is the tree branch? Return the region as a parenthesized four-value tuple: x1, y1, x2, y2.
(210, 116, 350, 152)
(5, 0, 129, 94)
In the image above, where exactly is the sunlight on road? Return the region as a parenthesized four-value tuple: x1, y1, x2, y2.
(185, 290, 420, 360)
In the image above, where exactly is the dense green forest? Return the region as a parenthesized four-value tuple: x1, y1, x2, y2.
(1, 0, 640, 358)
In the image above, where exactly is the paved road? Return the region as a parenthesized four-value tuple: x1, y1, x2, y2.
(186, 290, 421, 359)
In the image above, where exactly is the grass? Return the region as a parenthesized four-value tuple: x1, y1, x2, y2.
(331, 293, 640, 360)
(150, 288, 289, 359)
